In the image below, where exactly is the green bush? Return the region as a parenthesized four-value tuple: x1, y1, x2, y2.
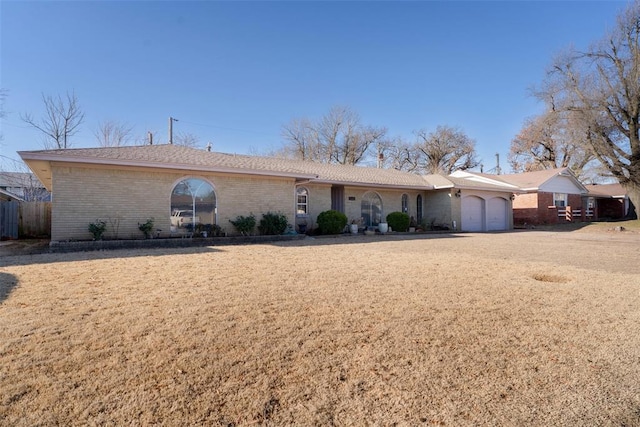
(258, 212, 289, 235)
(317, 210, 348, 235)
(386, 211, 410, 232)
(229, 214, 256, 235)
(88, 219, 107, 240)
(138, 218, 155, 238)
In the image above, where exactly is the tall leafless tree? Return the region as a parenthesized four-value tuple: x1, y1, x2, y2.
(376, 137, 421, 172)
(280, 106, 387, 165)
(509, 107, 596, 179)
(414, 125, 479, 174)
(94, 120, 133, 147)
(21, 91, 84, 149)
(540, 0, 640, 217)
(173, 131, 200, 148)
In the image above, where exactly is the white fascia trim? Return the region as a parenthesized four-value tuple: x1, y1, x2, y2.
(456, 184, 524, 193)
(450, 170, 519, 189)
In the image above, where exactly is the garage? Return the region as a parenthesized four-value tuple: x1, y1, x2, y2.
(461, 196, 484, 231)
(487, 197, 508, 231)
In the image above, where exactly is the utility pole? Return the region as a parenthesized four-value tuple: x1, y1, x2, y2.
(495, 153, 501, 175)
(376, 143, 384, 168)
(168, 117, 178, 144)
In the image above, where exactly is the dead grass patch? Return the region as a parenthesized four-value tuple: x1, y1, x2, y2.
(1, 231, 639, 425)
(530, 273, 569, 283)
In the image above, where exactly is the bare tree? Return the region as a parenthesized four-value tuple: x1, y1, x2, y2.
(415, 125, 479, 174)
(279, 117, 323, 161)
(509, 107, 596, 179)
(540, 1, 640, 216)
(377, 137, 421, 172)
(280, 106, 387, 165)
(173, 131, 199, 148)
(21, 91, 84, 149)
(94, 120, 133, 147)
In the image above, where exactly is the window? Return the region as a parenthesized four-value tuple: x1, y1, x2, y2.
(416, 194, 423, 224)
(171, 178, 216, 230)
(296, 187, 309, 216)
(554, 193, 568, 208)
(401, 194, 409, 213)
(361, 192, 383, 227)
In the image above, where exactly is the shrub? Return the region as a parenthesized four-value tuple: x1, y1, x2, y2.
(194, 223, 223, 237)
(138, 218, 155, 238)
(88, 219, 107, 240)
(317, 210, 348, 235)
(258, 212, 289, 235)
(386, 211, 410, 232)
(229, 214, 256, 235)
(198, 223, 223, 237)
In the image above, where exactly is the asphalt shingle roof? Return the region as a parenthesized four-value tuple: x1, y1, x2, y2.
(20, 144, 442, 189)
(585, 183, 627, 198)
(476, 168, 569, 189)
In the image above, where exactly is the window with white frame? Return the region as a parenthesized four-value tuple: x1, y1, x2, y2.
(361, 191, 383, 226)
(171, 177, 216, 231)
(554, 193, 568, 208)
(401, 193, 409, 213)
(296, 187, 309, 216)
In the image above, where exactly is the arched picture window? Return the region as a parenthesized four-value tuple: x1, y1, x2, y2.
(361, 192, 383, 227)
(296, 187, 309, 216)
(170, 178, 216, 231)
(416, 194, 423, 224)
(401, 193, 409, 213)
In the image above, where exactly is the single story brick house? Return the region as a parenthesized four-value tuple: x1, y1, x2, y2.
(585, 183, 633, 220)
(452, 168, 591, 226)
(19, 144, 517, 241)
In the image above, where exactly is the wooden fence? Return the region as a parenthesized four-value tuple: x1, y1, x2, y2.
(19, 201, 51, 238)
(1, 201, 19, 239)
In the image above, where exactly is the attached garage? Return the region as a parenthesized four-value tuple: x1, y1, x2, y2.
(487, 197, 508, 231)
(461, 196, 484, 231)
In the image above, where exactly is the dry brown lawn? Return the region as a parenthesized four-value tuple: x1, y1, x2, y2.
(1, 230, 640, 426)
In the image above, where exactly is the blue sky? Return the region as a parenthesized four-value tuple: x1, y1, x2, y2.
(0, 1, 626, 172)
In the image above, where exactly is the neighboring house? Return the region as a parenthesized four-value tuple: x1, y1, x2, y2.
(0, 172, 51, 202)
(0, 188, 24, 202)
(453, 168, 589, 226)
(584, 183, 633, 220)
(18, 144, 517, 241)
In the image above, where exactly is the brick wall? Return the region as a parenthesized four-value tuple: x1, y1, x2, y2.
(51, 165, 297, 241)
(51, 163, 457, 240)
(424, 190, 454, 229)
(295, 185, 427, 232)
(513, 191, 590, 225)
(512, 193, 539, 225)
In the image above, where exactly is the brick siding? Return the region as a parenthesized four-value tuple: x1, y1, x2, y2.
(51, 165, 297, 241)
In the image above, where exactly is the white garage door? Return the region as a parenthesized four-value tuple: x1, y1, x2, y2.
(462, 196, 484, 231)
(487, 197, 508, 231)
